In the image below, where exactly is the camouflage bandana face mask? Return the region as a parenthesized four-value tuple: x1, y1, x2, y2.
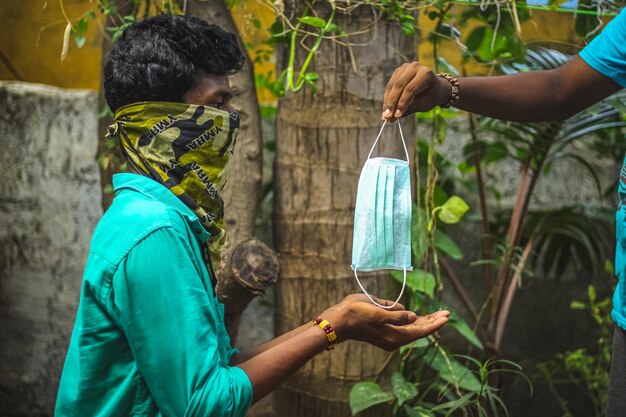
(107, 101, 240, 259)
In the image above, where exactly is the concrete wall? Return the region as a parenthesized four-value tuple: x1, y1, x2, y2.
(0, 81, 101, 416)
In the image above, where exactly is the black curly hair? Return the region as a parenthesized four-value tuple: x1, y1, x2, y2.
(104, 14, 245, 112)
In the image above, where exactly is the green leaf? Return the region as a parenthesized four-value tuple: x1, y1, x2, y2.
(588, 285, 596, 303)
(298, 16, 327, 29)
(111, 26, 126, 43)
(465, 26, 487, 52)
(74, 34, 86, 48)
(103, 184, 114, 195)
(349, 382, 394, 415)
(269, 21, 284, 35)
(391, 372, 418, 406)
(437, 196, 469, 224)
(434, 230, 463, 260)
(424, 349, 482, 392)
(76, 17, 89, 34)
(447, 313, 483, 350)
(435, 114, 447, 143)
(433, 185, 449, 207)
(485, 141, 509, 163)
(405, 405, 436, 417)
(392, 269, 435, 298)
(570, 301, 586, 310)
(74, 17, 89, 48)
(401, 21, 416, 36)
(400, 337, 430, 354)
(304, 72, 319, 82)
(431, 393, 475, 413)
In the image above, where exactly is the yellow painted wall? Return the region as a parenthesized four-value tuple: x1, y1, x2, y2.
(0, 1, 103, 90)
(230, 1, 276, 103)
(0, 0, 277, 101)
(0, 1, 600, 102)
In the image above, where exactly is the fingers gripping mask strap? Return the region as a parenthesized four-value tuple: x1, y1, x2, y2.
(353, 266, 407, 310)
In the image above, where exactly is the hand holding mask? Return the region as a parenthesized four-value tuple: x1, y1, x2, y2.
(351, 121, 412, 309)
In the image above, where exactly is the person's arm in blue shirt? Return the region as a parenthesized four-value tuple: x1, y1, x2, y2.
(380, 12, 625, 123)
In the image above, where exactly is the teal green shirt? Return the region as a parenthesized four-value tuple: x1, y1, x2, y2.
(55, 173, 252, 417)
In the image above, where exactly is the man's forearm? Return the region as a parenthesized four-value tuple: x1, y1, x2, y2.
(236, 325, 327, 404)
(230, 322, 311, 365)
(231, 295, 450, 405)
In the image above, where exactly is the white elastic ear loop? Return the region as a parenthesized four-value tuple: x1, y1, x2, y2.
(367, 120, 410, 162)
(353, 266, 407, 309)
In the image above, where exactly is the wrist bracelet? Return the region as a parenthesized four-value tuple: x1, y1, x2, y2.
(437, 72, 460, 108)
(312, 317, 337, 351)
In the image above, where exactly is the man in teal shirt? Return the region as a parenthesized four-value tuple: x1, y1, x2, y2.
(55, 14, 450, 417)
(382, 8, 626, 416)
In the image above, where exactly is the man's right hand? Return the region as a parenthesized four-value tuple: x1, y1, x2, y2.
(322, 294, 450, 351)
(382, 62, 452, 123)
(237, 293, 449, 404)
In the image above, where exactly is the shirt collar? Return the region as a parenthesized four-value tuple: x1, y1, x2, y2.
(112, 173, 211, 243)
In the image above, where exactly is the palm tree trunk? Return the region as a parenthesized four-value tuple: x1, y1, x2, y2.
(273, 3, 417, 416)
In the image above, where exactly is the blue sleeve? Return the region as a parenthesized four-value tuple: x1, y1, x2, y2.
(110, 226, 252, 417)
(579, 9, 626, 88)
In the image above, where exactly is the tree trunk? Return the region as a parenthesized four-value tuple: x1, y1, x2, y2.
(273, 3, 417, 416)
(186, 0, 279, 341)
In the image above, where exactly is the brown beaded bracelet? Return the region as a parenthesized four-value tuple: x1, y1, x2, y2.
(437, 72, 460, 108)
(312, 317, 337, 350)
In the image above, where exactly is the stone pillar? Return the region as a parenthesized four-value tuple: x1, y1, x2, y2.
(0, 81, 101, 416)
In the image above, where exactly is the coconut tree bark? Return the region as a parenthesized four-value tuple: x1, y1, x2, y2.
(273, 3, 417, 416)
(187, 0, 278, 341)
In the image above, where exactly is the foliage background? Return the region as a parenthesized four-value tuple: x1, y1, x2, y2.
(1, 1, 624, 416)
(0, 0, 604, 99)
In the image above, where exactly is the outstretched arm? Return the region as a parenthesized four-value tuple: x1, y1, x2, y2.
(233, 294, 449, 404)
(382, 56, 621, 123)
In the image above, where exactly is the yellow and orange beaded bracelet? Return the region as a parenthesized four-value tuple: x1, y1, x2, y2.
(312, 317, 337, 351)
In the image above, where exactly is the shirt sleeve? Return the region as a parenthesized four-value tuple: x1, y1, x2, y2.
(109, 225, 252, 417)
(579, 10, 626, 88)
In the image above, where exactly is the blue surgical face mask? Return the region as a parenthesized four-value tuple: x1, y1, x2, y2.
(351, 120, 412, 309)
